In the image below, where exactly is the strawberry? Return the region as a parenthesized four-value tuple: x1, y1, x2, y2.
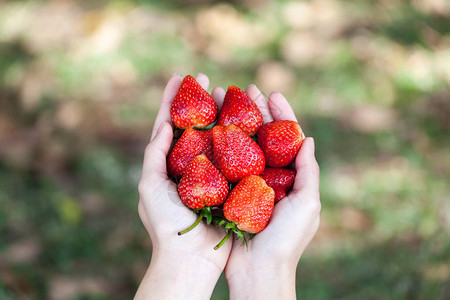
(257, 120, 305, 167)
(167, 128, 213, 179)
(214, 175, 274, 249)
(170, 75, 218, 129)
(217, 85, 263, 136)
(177, 154, 229, 235)
(260, 168, 296, 203)
(212, 125, 265, 183)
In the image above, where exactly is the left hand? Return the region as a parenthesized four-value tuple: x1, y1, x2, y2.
(135, 73, 232, 300)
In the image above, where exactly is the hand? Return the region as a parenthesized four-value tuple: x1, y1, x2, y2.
(135, 74, 232, 300)
(212, 85, 321, 300)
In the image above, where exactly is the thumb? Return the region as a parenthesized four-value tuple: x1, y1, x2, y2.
(290, 138, 320, 209)
(142, 122, 173, 179)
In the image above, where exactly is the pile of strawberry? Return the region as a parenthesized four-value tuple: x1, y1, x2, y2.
(167, 75, 305, 249)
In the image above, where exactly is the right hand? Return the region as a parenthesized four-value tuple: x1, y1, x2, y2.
(210, 85, 321, 300)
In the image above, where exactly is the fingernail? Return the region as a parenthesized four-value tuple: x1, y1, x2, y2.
(309, 137, 315, 154)
(173, 73, 182, 77)
(247, 84, 256, 89)
(157, 122, 168, 135)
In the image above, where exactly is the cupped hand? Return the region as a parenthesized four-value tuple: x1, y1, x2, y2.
(135, 74, 231, 300)
(210, 84, 321, 299)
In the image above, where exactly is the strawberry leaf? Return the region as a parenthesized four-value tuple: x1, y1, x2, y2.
(197, 120, 217, 131)
(203, 206, 212, 225)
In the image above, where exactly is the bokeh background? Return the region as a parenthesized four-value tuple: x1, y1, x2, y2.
(1, 0, 449, 299)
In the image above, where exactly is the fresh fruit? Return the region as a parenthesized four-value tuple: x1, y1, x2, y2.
(168, 75, 306, 248)
(257, 120, 305, 167)
(260, 168, 296, 203)
(167, 128, 213, 179)
(212, 125, 265, 182)
(177, 154, 229, 235)
(217, 85, 263, 136)
(170, 75, 218, 129)
(214, 175, 275, 249)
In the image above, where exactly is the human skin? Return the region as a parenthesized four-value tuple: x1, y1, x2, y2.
(135, 74, 321, 300)
(135, 73, 232, 300)
(220, 85, 321, 300)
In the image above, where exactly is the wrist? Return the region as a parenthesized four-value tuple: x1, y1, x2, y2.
(135, 248, 223, 300)
(226, 261, 296, 300)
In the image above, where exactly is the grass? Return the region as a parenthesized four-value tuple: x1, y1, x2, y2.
(0, 0, 449, 299)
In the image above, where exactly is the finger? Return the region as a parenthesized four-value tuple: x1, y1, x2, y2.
(268, 91, 297, 122)
(246, 84, 273, 124)
(143, 122, 174, 179)
(196, 73, 210, 91)
(291, 138, 320, 199)
(211, 86, 226, 110)
(151, 74, 183, 139)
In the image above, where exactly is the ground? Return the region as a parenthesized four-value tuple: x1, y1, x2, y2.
(0, 0, 449, 299)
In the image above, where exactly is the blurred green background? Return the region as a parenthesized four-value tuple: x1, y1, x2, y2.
(1, 0, 449, 299)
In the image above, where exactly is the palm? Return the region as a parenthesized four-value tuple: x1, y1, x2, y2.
(139, 177, 231, 260)
(138, 73, 231, 269)
(137, 75, 320, 299)
(216, 85, 321, 279)
(226, 192, 320, 272)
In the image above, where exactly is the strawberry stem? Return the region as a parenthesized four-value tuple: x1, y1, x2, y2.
(214, 230, 232, 250)
(214, 220, 250, 250)
(178, 214, 203, 235)
(177, 207, 213, 235)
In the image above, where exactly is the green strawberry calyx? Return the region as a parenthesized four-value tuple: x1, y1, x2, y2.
(213, 219, 252, 250)
(177, 206, 213, 235)
(195, 120, 217, 131)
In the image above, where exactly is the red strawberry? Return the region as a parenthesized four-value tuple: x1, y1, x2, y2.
(257, 120, 305, 167)
(260, 168, 296, 203)
(212, 125, 265, 183)
(167, 128, 213, 179)
(170, 75, 218, 129)
(214, 175, 274, 249)
(177, 154, 229, 235)
(217, 85, 263, 136)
